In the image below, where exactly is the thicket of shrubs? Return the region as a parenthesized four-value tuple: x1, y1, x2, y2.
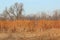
(0, 3, 60, 20)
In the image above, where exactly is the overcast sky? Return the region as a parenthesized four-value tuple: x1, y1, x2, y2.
(0, 0, 60, 15)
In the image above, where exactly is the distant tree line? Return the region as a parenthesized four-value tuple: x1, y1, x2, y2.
(0, 3, 60, 20)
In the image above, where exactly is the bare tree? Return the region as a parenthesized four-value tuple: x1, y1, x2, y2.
(13, 2, 23, 19)
(52, 10, 59, 20)
(2, 8, 13, 20)
(1, 2, 23, 20)
(40, 12, 47, 20)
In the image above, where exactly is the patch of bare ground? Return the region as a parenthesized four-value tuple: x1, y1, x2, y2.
(0, 28, 60, 40)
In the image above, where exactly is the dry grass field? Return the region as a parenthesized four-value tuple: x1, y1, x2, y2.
(0, 28, 60, 40)
(0, 20, 60, 40)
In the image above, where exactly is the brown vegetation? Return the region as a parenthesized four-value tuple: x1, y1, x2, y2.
(0, 20, 60, 33)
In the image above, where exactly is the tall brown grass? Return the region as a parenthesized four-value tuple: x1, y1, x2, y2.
(0, 20, 60, 33)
